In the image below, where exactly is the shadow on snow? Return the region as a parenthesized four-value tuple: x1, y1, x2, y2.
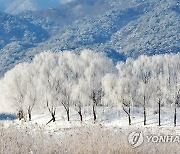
(0, 113, 17, 121)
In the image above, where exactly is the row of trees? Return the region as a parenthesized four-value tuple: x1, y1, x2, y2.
(0, 50, 115, 123)
(103, 54, 180, 126)
(0, 50, 179, 125)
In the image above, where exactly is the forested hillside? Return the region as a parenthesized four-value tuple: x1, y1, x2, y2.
(0, 0, 179, 76)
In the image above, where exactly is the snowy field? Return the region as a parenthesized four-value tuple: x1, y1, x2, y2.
(1, 106, 180, 154)
(2, 106, 180, 130)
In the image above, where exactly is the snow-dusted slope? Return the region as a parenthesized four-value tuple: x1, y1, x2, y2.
(0, 0, 13, 12)
(1, 0, 72, 15)
(0, 0, 179, 76)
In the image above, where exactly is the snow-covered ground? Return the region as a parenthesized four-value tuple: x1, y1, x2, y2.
(1, 106, 180, 132)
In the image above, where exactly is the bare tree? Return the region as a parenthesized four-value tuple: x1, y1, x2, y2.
(91, 90, 102, 122)
(75, 103, 83, 122)
(71, 84, 84, 122)
(156, 66, 164, 126)
(141, 69, 151, 125)
(46, 101, 56, 125)
(174, 87, 180, 127)
(41, 66, 59, 125)
(61, 89, 71, 121)
(25, 73, 37, 121)
(59, 72, 73, 122)
(158, 98, 161, 126)
(122, 99, 131, 125)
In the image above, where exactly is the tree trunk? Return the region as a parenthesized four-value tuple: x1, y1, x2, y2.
(174, 102, 177, 127)
(28, 106, 32, 121)
(46, 106, 56, 125)
(28, 109, 31, 121)
(128, 106, 131, 125)
(93, 103, 96, 122)
(52, 112, 56, 122)
(66, 109, 70, 121)
(143, 95, 146, 125)
(18, 109, 24, 121)
(158, 99, 161, 126)
(46, 112, 55, 125)
(78, 110, 83, 122)
(122, 103, 131, 126)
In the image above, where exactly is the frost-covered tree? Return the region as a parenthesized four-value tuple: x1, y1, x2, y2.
(36, 52, 60, 123)
(55, 52, 79, 121)
(116, 60, 138, 125)
(79, 50, 115, 122)
(24, 68, 38, 121)
(1, 63, 30, 120)
(102, 74, 118, 108)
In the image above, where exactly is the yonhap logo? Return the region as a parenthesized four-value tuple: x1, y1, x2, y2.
(128, 131, 180, 148)
(128, 131, 144, 148)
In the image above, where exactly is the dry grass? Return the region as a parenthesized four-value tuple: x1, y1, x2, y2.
(0, 124, 180, 154)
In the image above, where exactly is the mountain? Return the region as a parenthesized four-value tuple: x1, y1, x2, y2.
(0, 12, 49, 75)
(0, 0, 13, 12)
(17, 0, 117, 34)
(0, 0, 73, 15)
(0, 0, 179, 76)
(109, 0, 180, 57)
(0, 12, 49, 47)
(22, 0, 179, 58)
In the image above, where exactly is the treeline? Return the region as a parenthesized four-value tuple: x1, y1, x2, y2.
(0, 50, 179, 125)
